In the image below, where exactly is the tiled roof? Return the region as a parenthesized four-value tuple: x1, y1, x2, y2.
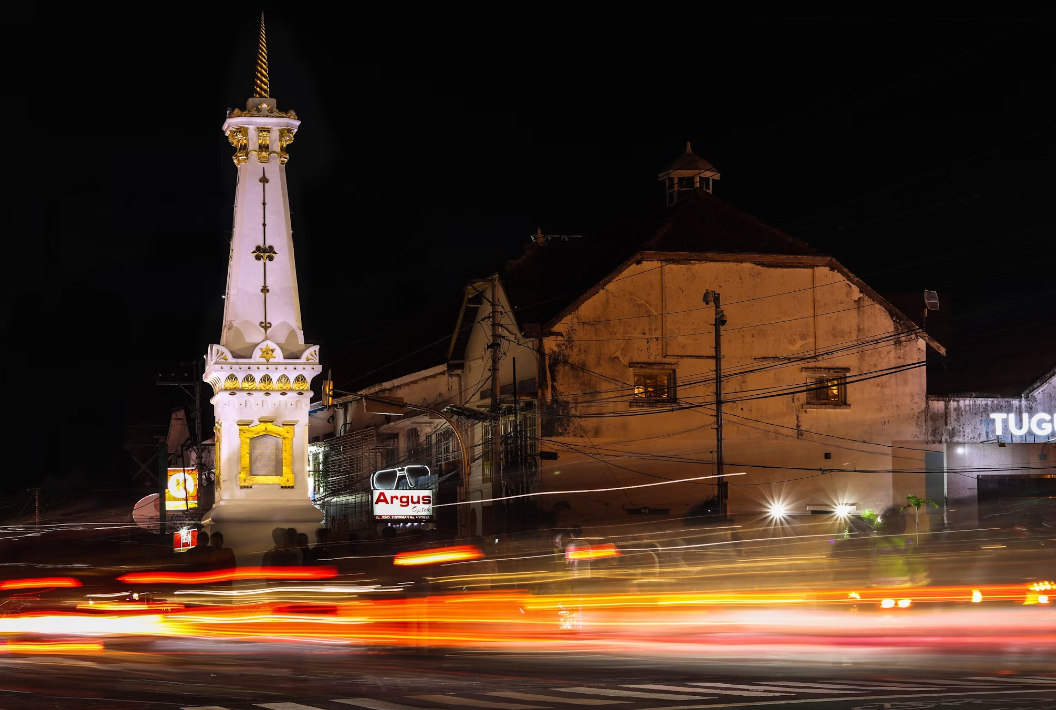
(504, 189, 819, 328)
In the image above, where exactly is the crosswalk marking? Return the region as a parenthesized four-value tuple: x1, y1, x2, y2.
(411, 695, 544, 709)
(971, 676, 1056, 685)
(764, 680, 934, 691)
(334, 700, 443, 710)
(558, 688, 712, 701)
(183, 707, 232, 710)
(635, 684, 790, 698)
(487, 691, 629, 705)
(255, 704, 328, 710)
(752, 684, 857, 694)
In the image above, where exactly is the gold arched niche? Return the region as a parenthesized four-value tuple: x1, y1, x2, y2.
(237, 420, 295, 488)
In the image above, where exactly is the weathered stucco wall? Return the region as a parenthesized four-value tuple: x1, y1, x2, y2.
(538, 256, 934, 534)
(927, 372, 1055, 528)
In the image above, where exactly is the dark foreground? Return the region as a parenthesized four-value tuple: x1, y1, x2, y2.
(1, 643, 1054, 710)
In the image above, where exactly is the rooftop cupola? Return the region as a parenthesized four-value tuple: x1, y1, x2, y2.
(658, 142, 720, 206)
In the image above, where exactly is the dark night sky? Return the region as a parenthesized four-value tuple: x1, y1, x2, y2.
(6, 11, 1054, 491)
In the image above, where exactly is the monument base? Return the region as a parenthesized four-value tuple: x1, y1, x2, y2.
(202, 499, 324, 568)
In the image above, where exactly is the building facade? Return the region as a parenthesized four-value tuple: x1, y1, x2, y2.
(927, 368, 1055, 529)
(318, 147, 954, 539)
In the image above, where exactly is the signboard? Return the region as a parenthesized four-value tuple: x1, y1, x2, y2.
(250, 434, 282, 477)
(372, 490, 434, 520)
(173, 528, 197, 552)
(165, 468, 198, 511)
(133, 493, 161, 532)
(371, 465, 435, 521)
(990, 413, 1054, 438)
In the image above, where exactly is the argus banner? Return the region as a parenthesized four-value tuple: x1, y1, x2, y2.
(372, 489, 434, 520)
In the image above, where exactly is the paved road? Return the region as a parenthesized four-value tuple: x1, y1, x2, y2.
(0, 641, 1053, 710)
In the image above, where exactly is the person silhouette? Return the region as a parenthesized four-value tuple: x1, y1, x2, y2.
(209, 531, 236, 570)
(285, 528, 303, 565)
(296, 532, 312, 565)
(262, 527, 293, 567)
(187, 530, 212, 571)
(310, 528, 331, 564)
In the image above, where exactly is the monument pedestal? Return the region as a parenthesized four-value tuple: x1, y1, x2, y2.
(203, 499, 323, 567)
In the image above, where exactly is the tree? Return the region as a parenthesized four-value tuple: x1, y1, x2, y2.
(901, 494, 939, 537)
(860, 509, 881, 531)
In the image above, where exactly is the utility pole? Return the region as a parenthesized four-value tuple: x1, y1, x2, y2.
(512, 356, 520, 530)
(490, 274, 504, 536)
(703, 290, 728, 519)
(157, 359, 206, 516)
(158, 438, 168, 543)
(28, 488, 41, 526)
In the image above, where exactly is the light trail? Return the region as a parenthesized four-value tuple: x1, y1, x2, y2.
(394, 546, 483, 566)
(0, 577, 81, 590)
(117, 566, 338, 584)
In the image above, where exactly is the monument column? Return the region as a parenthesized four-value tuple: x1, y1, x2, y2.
(202, 15, 323, 565)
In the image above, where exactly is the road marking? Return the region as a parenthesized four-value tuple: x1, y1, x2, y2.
(763, 680, 936, 691)
(752, 684, 857, 694)
(487, 691, 628, 705)
(971, 676, 1056, 685)
(334, 701, 443, 710)
(183, 707, 232, 710)
(638, 683, 790, 697)
(635, 687, 1056, 710)
(558, 687, 712, 701)
(256, 705, 329, 710)
(919, 679, 1001, 686)
(411, 695, 545, 709)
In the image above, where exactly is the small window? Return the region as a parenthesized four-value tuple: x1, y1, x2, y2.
(633, 370, 675, 402)
(678, 176, 696, 190)
(701, 177, 710, 192)
(807, 376, 846, 404)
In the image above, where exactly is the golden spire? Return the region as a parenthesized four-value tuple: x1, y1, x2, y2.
(253, 13, 269, 98)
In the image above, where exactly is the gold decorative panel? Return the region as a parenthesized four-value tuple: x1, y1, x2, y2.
(224, 374, 240, 390)
(237, 421, 294, 488)
(227, 127, 248, 166)
(256, 128, 271, 163)
(241, 374, 257, 389)
(278, 128, 294, 164)
(276, 374, 291, 390)
(292, 374, 308, 390)
(259, 374, 274, 390)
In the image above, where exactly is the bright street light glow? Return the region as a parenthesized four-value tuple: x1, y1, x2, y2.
(834, 504, 853, 518)
(971, 590, 982, 603)
(768, 503, 787, 518)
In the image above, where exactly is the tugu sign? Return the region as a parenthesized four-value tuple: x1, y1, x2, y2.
(990, 412, 1054, 438)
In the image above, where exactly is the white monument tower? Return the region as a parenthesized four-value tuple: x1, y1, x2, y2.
(202, 15, 323, 564)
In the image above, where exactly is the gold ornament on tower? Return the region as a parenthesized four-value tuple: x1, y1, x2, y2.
(276, 374, 291, 390)
(253, 13, 269, 99)
(292, 374, 308, 390)
(224, 374, 240, 390)
(241, 374, 257, 389)
(258, 374, 274, 390)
